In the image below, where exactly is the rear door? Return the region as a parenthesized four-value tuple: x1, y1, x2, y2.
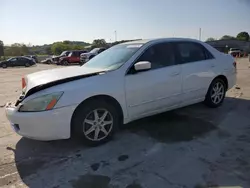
(18, 57, 28, 66)
(175, 41, 216, 104)
(71, 51, 80, 63)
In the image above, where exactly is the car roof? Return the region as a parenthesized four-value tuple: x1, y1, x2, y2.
(121, 38, 203, 45)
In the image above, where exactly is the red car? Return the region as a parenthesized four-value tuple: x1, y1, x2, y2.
(58, 50, 87, 65)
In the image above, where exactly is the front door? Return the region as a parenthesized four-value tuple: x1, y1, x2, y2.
(175, 41, 216, 104)
(125, 42, 182, 120)
(9, 58, 18, 66)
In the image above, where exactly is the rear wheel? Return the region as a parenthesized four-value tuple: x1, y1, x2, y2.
(72, 100, 119, 146)
(204, 78, 226, 108)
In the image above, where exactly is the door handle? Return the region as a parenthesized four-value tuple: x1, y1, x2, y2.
(170, 72, 180, 76)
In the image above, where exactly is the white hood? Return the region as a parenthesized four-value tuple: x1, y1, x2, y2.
(24, 66, 104, 92)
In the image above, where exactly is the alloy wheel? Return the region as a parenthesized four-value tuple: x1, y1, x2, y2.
(83, 109, 113, 141)
(211, 82, 225, 104)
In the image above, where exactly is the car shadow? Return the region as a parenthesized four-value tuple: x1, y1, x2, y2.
(12, 96, 250, 187)
(12, 138, 84, 178)
(123, 96, 239, 143)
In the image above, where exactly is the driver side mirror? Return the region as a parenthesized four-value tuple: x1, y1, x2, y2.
(134, 61, 151, 71)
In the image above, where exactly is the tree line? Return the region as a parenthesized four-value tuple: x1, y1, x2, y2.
(0, 38, 140, 58)
(1, 31, 248, 58)
(206, 31, 250, 42)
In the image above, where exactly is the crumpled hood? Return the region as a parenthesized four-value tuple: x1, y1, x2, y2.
(24, 66, 104, 93)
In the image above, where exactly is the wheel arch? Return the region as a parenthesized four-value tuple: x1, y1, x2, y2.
(206, 75, 228, 94)
(213, 75, 228, 90)
(70, 94, 124, 135)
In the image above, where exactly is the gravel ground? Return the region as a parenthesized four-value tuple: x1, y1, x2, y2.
(0, 59, 249, 188)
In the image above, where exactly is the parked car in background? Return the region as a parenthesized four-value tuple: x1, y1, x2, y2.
(228, 48, 244, 57)
(0, 57, 36, 68)
(41, 58, 53, 64)
(52, 51, 72, 64)
(80, 47, 106, 65)
(24, 55, 38, 63)
(57, 50, 87, 65)
(5, 38, 236, 146)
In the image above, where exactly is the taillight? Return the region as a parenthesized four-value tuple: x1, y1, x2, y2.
(22, 77, 26, 89)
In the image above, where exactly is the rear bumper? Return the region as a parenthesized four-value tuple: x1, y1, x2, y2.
(5, 104, 77, 141)
(227, 72, 237, 90)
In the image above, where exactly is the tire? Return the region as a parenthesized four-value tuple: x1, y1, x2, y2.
(204, 78, 226, 108)
(62, 60, 69, 66)
(72, 100, 120, 146)
(25, 62, 30, 67)
(2, 63, 7, 68)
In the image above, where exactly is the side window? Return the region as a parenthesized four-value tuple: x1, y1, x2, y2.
(177, 42, 208, 64)
(10, 58, 17, 61)
(137, 42, 176, 70)
(72, 51, 78, 57)
(76, 51, 80, 56)
(99, 48, 105, 53)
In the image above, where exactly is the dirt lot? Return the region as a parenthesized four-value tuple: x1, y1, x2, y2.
(0, 60, 250, 188)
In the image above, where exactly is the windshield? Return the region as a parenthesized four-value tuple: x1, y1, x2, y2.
(61, 51, 70, 56)
(7, 58, 14, 61)
(90, 48, 100, 53)
(82, 43, 143, 70)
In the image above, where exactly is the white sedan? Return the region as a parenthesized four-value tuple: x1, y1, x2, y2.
(5, 38, 237, 146)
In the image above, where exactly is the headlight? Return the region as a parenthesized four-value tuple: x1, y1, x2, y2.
(19, 92, 63, 112)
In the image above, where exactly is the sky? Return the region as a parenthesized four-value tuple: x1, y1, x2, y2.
(0, 0, 250, 45)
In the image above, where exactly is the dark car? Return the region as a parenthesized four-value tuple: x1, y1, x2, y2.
(24, 55, 38, 63)
(57, 50, 88, 65)
(0, 57, 36, 68)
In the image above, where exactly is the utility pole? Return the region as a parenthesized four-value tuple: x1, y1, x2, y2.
(199, 28, 201, 40)
(114, 30, 117, 42)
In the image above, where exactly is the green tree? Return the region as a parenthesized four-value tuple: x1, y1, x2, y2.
(220, 35, 235, 40)
(51, 42, 69, 55)
(63, 40, 70, 45)
(21, 44, 29, 55)
(206, 37, 216, 42)
(45, 46, 52, 55)
(73, 45, 84, 50)
(92, 39, 107, 48)
(0, 40, 4, 57)
(236, 31, 250, 41)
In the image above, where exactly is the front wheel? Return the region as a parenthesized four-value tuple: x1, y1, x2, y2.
(62, 60, 69, 66)
(25, 62, 30, 67)
(2, 63, 7, 68)
(204, 78, 226, 108)
(72, 100, 119, 146)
